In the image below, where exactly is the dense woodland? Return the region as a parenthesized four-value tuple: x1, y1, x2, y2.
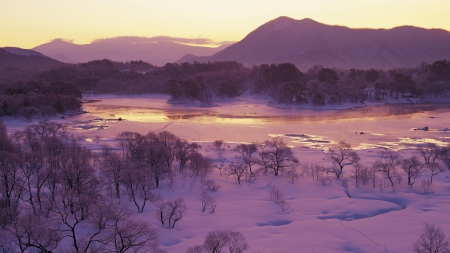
(1, 59, 450, 117)
(0, 118, 450, 252)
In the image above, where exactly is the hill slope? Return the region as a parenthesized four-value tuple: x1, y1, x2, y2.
(0, 47, 63, 71)
(178, 17, 450, 70)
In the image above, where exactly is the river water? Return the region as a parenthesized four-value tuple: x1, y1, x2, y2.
(74, 96, 450, 151)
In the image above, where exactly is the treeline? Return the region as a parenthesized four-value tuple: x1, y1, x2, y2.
(161, 60, 450, 105)
(0, 81, 82, 118)
(2, 59, 450, 106)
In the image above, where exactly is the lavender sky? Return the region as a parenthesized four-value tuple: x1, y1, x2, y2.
(1, 0, 449, 49)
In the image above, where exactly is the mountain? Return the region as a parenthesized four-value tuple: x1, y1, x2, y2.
(178, 17, 450, 70)
(33, 37, 233, 66)
(0, 47, 63, 71)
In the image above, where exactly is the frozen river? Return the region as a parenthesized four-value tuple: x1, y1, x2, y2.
(69, 95, 450, 151)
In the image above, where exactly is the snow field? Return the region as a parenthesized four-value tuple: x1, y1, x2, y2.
(2, 95, 450, 253)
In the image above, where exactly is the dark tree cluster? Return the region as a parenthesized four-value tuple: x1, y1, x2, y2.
(0, 80, 82, 118)
(3, 58, 450, 106)
(0, 120, 164, 253)
(163, 62, 248, 102)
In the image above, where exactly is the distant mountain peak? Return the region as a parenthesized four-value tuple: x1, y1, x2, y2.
(258, 16, 325, 32)
(179, 17, 450, 70)
(272, 16, 295, 21)
(34, 36, 233, 65)
(270, 16, 322, 25)
(299, 17, 322, 24)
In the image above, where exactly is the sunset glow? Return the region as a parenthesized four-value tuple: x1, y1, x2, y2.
(2, 0, 450, 48)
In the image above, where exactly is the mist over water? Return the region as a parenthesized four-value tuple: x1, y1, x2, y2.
(77, 97, 450, 151)
(83, 98, 450, 125)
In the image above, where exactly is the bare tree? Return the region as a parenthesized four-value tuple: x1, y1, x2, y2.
(368, 164, 378, 188)
(258, 143, 272, 174)
(0, 152, 23, 226)
(418, 143, 443, 165)
(29, 121, 63, 141)
(200, 191, 210, 212)
(58, 142, 102, 218)
(5, 213, 62, 253)
(209, 196, 217, 213)
(226, 162, 248, 185)
(166, 198, 187, 228)
(268, 186, 290, 210)
(141, 141, 171, 188)
(213, 140, 228, 151)
(307, 162, 324, 181)
(227, 231, 249, 253)
(268, 186, 284, 203)
(421, 179, 434, 194)
(202, 230, 248, 253)
(259, 138, 298, 176)
(203, 230, 229, 253)
(116, 131, 145, 160)
(286, 165, 300, 183)
(175, 140, 201, 173)
(417, 143, 446, 183)
(374, 150, 399, 190)
(0, 228, 15, 253)
(413, 223, 450, 253)
(156, 131, 180, 168)
(101, 145, 125, 199)
(157, 198, 187, 228)
(426, 162, 445, 184)
(351, 163, 373, 187)
(120, 165, 157, 213)
(214, 153, 227, 176)
(186, 245, 204, 253)
(325, 141, 360, 178)
(107, 205, 160, 253)
(235, 144, 259, 176)
(399, 156, 422, 187)
(189, 152, 212, 178)
(156, 200, 167, 227)
(51, 192, 107, 253)
(20, 151, 49, 215)
(204, 180, 220, 192)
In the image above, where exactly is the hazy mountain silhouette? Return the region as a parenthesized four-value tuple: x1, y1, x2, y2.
(34, 37, 232, 66)
(0, 47, 63, 70)
(178, 16, 450, 70)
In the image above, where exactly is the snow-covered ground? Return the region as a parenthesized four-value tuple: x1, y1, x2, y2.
(3, 95, 450, 253)
(150, 146, 450, 253)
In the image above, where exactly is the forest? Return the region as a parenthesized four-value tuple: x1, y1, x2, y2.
(0, 118, 450, 252)
(1, 59, 450, 117)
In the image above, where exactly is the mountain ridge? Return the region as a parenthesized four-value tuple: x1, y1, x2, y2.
(178, 17, 450, 70)
(0, 47, 63, 71)
(33, 37, 233, 66)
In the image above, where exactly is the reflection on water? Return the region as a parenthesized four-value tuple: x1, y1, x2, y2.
(83, 102, 450, 124)
(78, 99, 450, 151)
